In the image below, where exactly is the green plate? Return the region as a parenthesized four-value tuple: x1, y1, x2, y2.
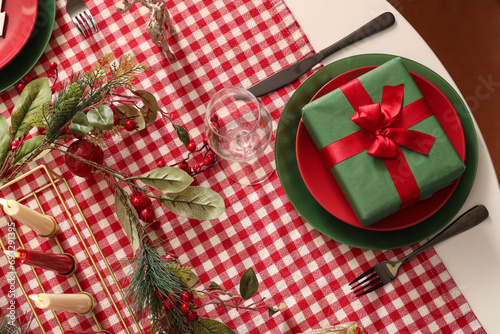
(275, 54, 478, 250)
(0, 0, 55, 93)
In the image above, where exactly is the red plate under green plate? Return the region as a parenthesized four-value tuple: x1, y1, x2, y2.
(275, 54, 478, 250)
(296, 66, 466, 231)
(0, 0, 38, 69)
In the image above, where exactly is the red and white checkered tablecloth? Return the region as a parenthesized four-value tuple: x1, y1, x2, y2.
(0, 0, 486, 333)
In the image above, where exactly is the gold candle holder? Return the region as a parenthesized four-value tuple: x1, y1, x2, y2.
(0, 165, 144, 334)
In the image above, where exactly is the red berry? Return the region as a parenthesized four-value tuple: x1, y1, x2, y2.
(202, 137, 208, 145)
(16, 83, 25, 93)
(163, 253, 178, 261)
(155, 290, 165, 299)
(141, 195, 152, 208)
(203, 158, 212, 166)
(163, 299, 174, 310)
(124, 120, 136, 131)
(140, 207, 155, 223)
(23, 75, 31, 83)
(64, 139, 104, 177)
(49, 62, 58, 70)
(179, 162, 188, 170)
(180, 302, 191, 315)
(187, 142, 196, 151)
(156, 158, 166, 168)
(131, 196, 146, 211)
(180, 291, 193, 302)
(186, 166, 193, 174)
(51, 86, 56, 93)
(113, 115, 119, 125)
(186, 311, 198, 321)
(193, 164, 201, 173)
(11, 139, 19, 148)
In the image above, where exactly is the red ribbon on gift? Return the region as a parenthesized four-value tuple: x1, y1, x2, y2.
(320, 81, 436, 208)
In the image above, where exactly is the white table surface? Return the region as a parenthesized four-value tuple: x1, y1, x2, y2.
(283, 0, 500, 332)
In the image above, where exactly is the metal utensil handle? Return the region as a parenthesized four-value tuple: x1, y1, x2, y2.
(318, 12, 396, 60)
(401, 205, 489, 264)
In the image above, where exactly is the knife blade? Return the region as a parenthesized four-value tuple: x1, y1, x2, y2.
(247, 12, 396, 97)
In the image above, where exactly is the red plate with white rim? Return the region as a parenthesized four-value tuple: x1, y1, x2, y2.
(0, 0, 39, 69)
(296, 66, 466, 231)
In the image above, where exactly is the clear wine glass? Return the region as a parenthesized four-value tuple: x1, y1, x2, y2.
(205, 87, 275, 185)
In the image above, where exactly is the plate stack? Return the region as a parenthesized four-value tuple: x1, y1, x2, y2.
(0, 0, 55, 92)
(275, 54, 479, 250)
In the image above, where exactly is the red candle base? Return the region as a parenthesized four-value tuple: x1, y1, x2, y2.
(18, 249, 76, 275)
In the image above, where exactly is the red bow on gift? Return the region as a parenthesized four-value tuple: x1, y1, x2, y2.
(350, 84, 436, 159)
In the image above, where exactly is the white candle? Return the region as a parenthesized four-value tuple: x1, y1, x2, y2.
(0, 198, 58, 237)
(29, 293, 95, 314)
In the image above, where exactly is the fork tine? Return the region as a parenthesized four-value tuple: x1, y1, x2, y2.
(83, 10, 97, 32)
(72, 17, 87, 37)
(349, 267, 375, 285)
(78, 13, 92, 36)
(354, 281, 385, 297)
(350, 271, 378, 290)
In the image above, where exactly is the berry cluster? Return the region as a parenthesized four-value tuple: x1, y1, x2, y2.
(129, 192, 158, 228)
(157, 286, 198, 322)
(157, 138, 217, 176)
(17, 62, 59, 94)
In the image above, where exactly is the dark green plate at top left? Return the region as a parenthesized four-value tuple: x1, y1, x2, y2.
(0, 0, 55, 93)
(275, 54, 478, 250)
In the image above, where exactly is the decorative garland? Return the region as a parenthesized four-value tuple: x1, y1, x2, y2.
(0, 54, 283, 333)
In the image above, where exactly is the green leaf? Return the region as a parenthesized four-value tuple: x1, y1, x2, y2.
(87, 105, 114, 130)
(118, 105, 146, 131)
(192, 318, 236, 334)
(174, 124, 190, 147)
(0, 116, 10, 164)
(11, 136, 47, 166)
(160, 186, 225, 220)
(69, 112, 94, 135)
(185, 269, 199, 287)
(142, 108, 158, 126)
(239, 268, 258, 300)
(129, 167, 193, 193)
(114, 192, 140, 253)
(134, 90, 161, 111)
(11, 77, 52, 138)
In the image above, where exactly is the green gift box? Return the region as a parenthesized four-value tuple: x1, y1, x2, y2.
(301, 57, 466, 226)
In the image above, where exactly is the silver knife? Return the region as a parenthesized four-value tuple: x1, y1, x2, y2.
(247, 12, 396, 97)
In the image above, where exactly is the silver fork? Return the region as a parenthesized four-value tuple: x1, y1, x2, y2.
(349, 205, 489, 297)
(66, 0, 98, 37)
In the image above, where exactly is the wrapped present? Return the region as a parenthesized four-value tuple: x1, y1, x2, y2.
(301, 57, 466, 226)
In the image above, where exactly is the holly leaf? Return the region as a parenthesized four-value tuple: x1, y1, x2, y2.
(134, 90, 161, 111)
(0, 116, 10, 164)
(87, 105, 114, 130)
(69, 112, 94, 135)
(192, 318, 236, 334)
(239, 268, 258, 300)
(118, 105, 146, 131)
(160, 187, 225, 220)
(11, 77, 52, 138)
(128, 167, 193, 193)
(11, 136, 47, 166)
(174, 124, 190, 147)
(114, 192, 140, 253)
